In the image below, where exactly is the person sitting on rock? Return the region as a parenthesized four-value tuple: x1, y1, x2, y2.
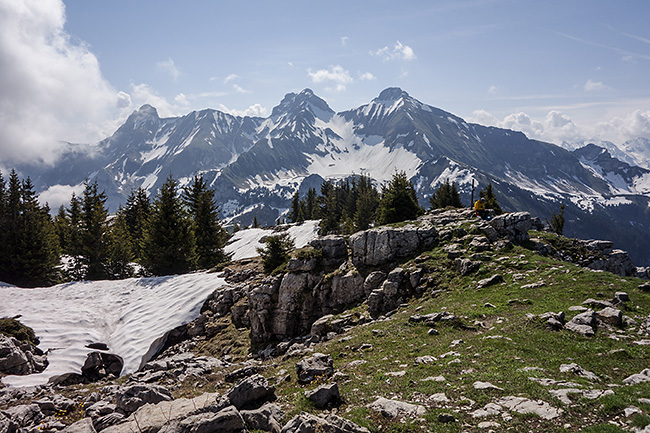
(474, 198, 488, 220)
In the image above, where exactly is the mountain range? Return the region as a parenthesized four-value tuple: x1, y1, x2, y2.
(10, 88, 650, 265)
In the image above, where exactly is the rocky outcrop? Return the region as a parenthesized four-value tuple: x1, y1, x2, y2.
(349, 221, 437, 267)
(81, 352, 123, 382)
(489, 212, 532, 243)
(0, 334, 48, 376)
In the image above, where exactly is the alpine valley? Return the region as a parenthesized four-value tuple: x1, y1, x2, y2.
(11, 88, 650, 265)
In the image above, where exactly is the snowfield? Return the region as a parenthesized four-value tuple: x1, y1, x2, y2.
(0, 222, 321, 387)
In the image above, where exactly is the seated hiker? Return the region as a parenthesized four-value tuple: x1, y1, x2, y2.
(474, 197, 488, 219)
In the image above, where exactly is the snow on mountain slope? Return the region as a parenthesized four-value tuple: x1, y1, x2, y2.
(0, 272, 226, 387)
(226, 220, 320, 260)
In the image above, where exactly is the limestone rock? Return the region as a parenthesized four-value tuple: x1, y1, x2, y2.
(296, 353, 334, 384)
(495, 396, 562, 420)
(623, 368, 650, 385)
(367, 397, 426, 418)
(280, 412, 370, 433)
(241, 402, 284, 433)
(489, 212, 532, 243)
(304, 383, 341, 408)
(225, 374, 276, 410)
(349, 221, 437, 267)
(477, 274, 504, 289)
(565, 310, 596, 337)
(595, 307, 623, 326)
(455, 258, 480, 276)
(177, 406, 245, 433)
(61, 418, 96, 433)
(559, 363, 599, 381)
(0, 334, 47, 376)
(115, 384, 173, 414)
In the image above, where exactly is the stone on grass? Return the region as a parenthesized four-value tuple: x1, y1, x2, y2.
(296, 353, 334, 384)
(367, 397, 426, 418)
(241, 403, 284, 433)
(225, 374, 276, 410)
(623, 368, 650, 385)
(115, 384, 172, 414)
(495, 396, 562, 420)
(559, 363, 599, 381)
(178, 406, 245, 433)
(304, 383, 341, 409)
(473, 381, 504, 391)
(477, 274, 504, 289)
(280, 412, 370, 433)
(595, 307, 623, 326)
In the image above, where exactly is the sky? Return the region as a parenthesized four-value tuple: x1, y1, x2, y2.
(1, 0, 650, 166)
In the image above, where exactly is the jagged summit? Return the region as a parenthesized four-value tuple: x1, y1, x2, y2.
(374, 87, 411, 103)
(270, 88, 334, 121)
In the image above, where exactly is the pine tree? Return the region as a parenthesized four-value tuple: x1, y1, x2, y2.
(143, 175, 197, 276)
(253, 216, 259, 228)
(430, 179, 463, 209)
(547, 204, 565, 235)
(257, 233, 294, 274)
(377, 171, 422, 225)
(305, 188, 317, 219)
(354, 175, 379, 231)
(183, 174, 230, 270)
(479, 183, 502, 214)
(289, 191, 303, 223)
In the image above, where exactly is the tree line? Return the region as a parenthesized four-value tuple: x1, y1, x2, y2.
(289, 172, 500, 236)
(0, 170, 230, 287)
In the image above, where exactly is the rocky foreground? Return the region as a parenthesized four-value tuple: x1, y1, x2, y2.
(2, 208, 650, 433)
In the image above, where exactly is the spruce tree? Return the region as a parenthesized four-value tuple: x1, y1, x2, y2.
(183, 174, 230, 270)
(354, 175, 379, 231)
(122, 187, 151, 262)
(143, 175, 197, 276)
(105, 212, 135, 279)
(305, 188, 317, 219)
(377, 171, 422, 225)
(80, 180, 110, 280)
(430, 179, 463, 209)
(257, 233, 294, 274)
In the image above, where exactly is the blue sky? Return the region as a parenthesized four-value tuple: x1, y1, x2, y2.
(1, 0, 649, 164)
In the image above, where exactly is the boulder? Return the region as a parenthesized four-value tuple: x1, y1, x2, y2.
(0, 334, 47, 376)
(280, 412, 370, 433)
(349, 221, 437, 267)
(489, 212, 532, 243)
(623, 368, 650, 385)
(304, 383, 341, 409)
(565, 310, 596, 337)
(362, 271, 386, 296)
(62, 418, 96, 433)
(455, 258, 480, 276)
(241, 403, 284, 433)
(93, 413, 124, 432)
(81, 352, 123, 382)
(477, 274, 504, 289)
(115, 384, 173, 414)
(177, 406, 246, 433)
(0, 412, 16, 433)
(225, 365, 260, 383)
(367, 397, 426, 418)
(309, 235, 348, 267)
(559, 363, 599, 381)
(225, 374, 276, 410)
(595, 307, 623, 326)
(495, 396, 562, 420)
(296, 353, 334, 384)
(3, 403, 43, 428)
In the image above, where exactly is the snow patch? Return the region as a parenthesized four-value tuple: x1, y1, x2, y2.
(1, 272, 226, 387)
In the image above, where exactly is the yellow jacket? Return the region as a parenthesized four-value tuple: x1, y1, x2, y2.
(474, 200, 485, 211)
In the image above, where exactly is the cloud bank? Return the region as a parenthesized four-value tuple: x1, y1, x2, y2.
(0, 0, 125, 165)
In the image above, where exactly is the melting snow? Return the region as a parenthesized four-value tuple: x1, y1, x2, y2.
(225, 220, 320, 261)
(1, 272, 226, 387)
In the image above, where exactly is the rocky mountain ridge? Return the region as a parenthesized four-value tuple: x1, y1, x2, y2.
(12, 88, 650, 266)
(2, 209, 650, 432)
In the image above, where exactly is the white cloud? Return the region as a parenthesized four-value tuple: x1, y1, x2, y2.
(595, 110, 650, 143)
(218, 103, 267, 117)
(359, 72, 376, 81)
(307, 65, 353, 91)
(0, 0, 126, 165)
(129, 83, 179, 117)
(233, 84, 250, 94)
(584, 79, 608, 92)
(371, 40, 417, 61)
(341, 36, 349, 46)
(488, 85, 498, 94)
(37, 183, 85, 210)
(156, 58, 181, 81)
(224, 73, 240, 84)
(174, 93, 190, 106)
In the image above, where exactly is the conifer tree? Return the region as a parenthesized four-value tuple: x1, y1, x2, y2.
(289, 191, 303, 223)
(253, 216, 259, 228)
(122, 187, 150, 261)
(183, 174, 230, 270)
(80, 180, 110, 280)
(430, 179, 463, 209)
(479, 183, 502, 214)
(257, 233, 294, 274)
(143, 175, 196, 275)
(305, 187, 317, 219)
(104, 212, 135, 279)
(377, 171, 422, 225)
(354, 175, 379, 231)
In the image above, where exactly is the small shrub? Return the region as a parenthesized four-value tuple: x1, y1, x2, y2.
(0, 318, 39, 345)
(257, 233, 295, 274)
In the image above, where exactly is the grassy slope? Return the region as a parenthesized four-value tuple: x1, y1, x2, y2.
(257, 232, 650, 433)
